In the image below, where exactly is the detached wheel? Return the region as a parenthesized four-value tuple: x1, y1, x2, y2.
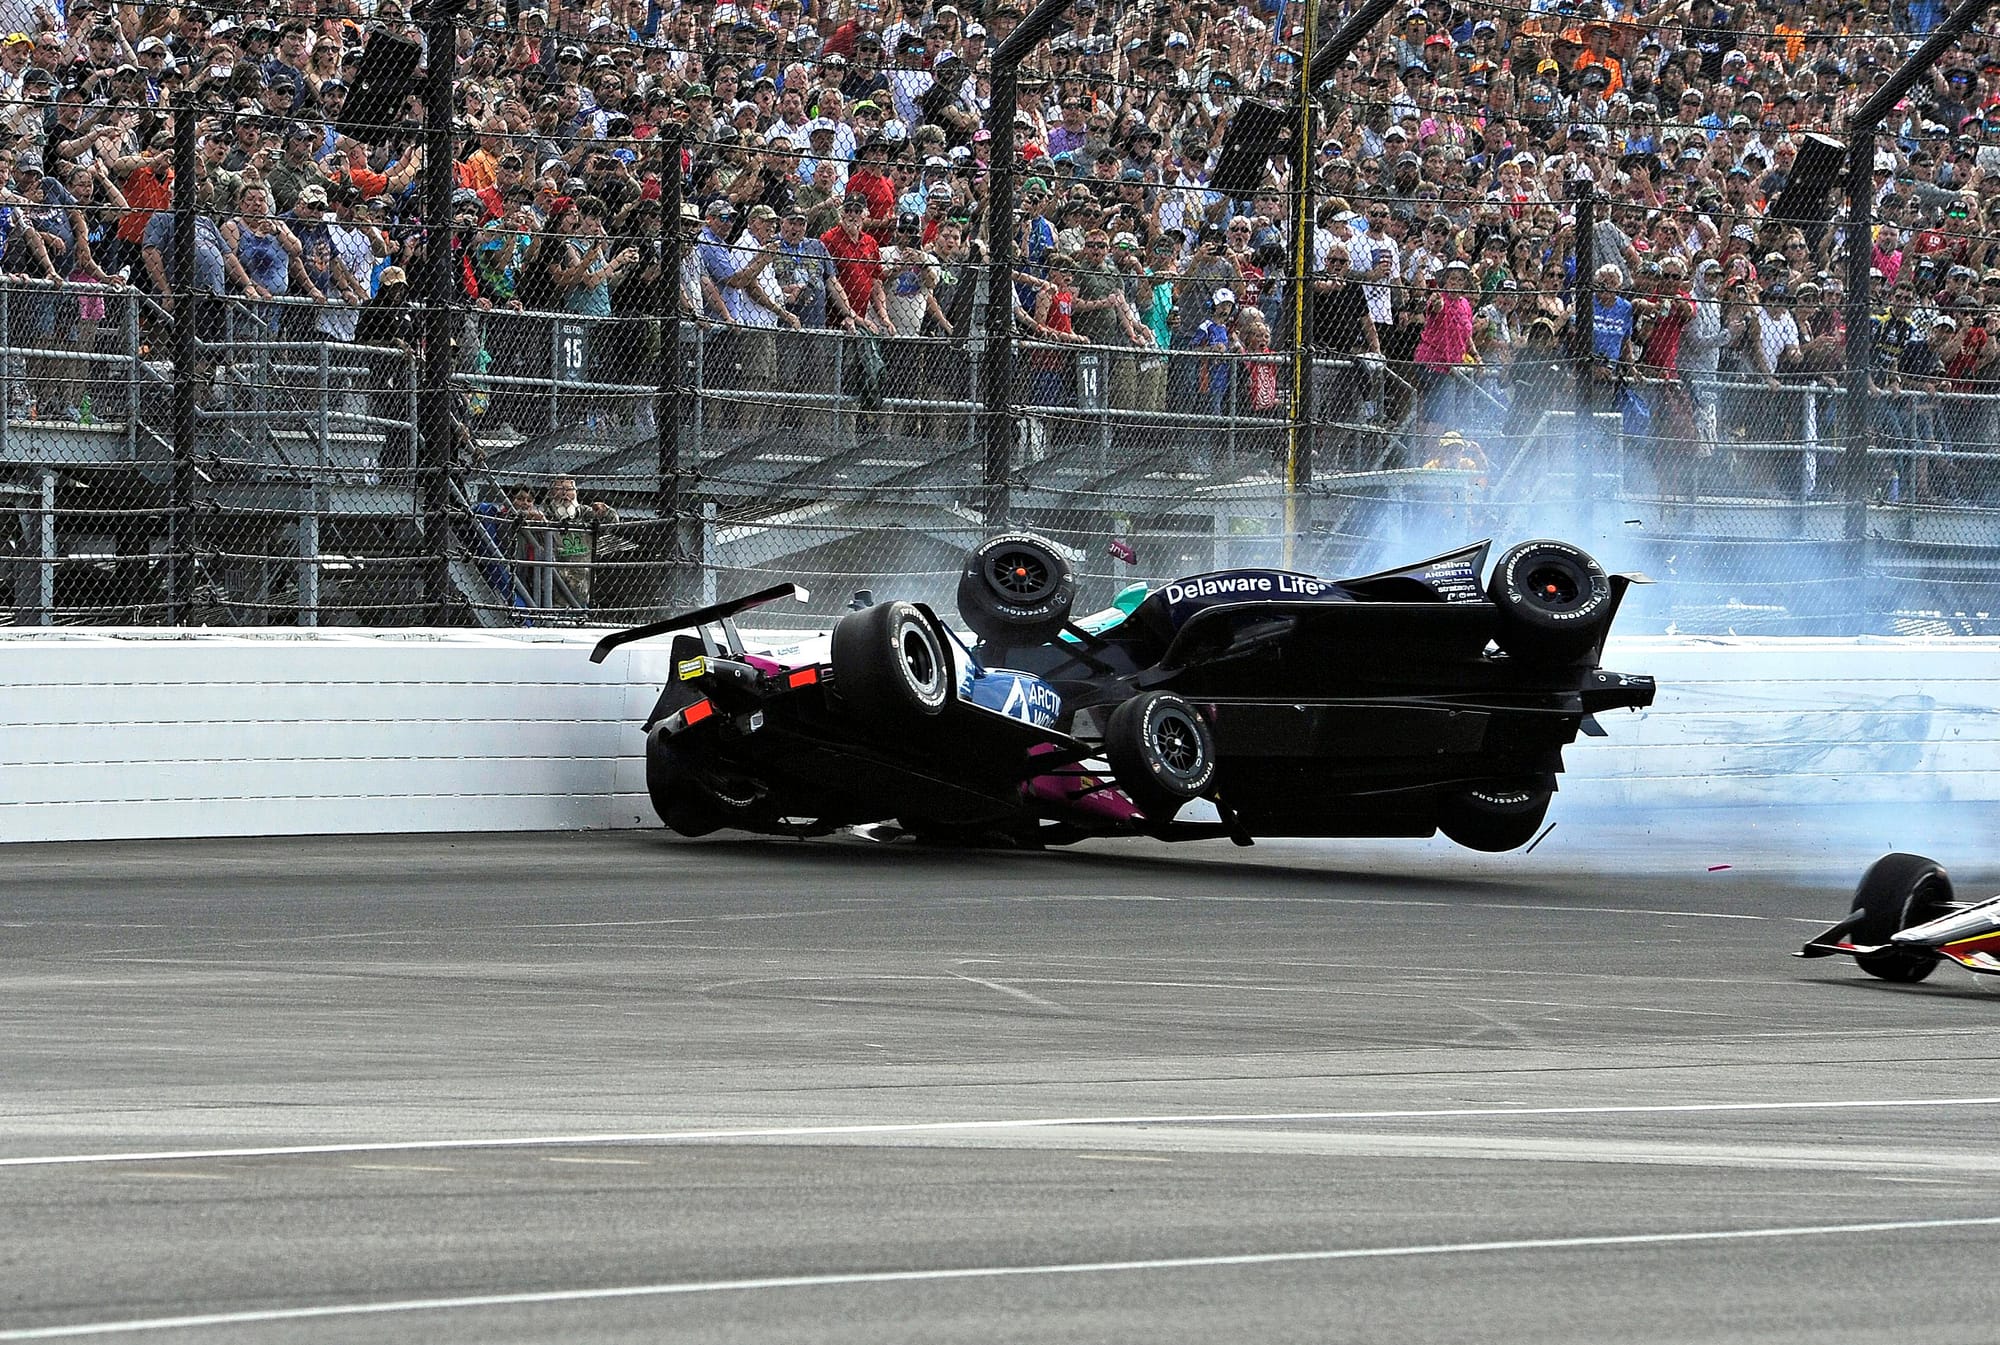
(957, 532, 1076, 647)
(1849, 852, 1952, 983)
(831, 600, 952, 727)
(1437, 775, 1554, 852)
(1104, 692, 1217, 823)
(1487, 539, 1614, 665)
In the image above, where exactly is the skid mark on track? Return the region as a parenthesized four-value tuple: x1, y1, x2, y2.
(947, 972, 1075, 1017)
(10, 1096, 2000, 1169)
(1007, 891, 1779, 922)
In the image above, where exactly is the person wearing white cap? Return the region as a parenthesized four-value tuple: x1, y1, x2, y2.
(1165, 223, 1241, 416)
(798, 116, 854, 183)
(1679, 256, 1736, 459)
(925, 49, 979, 139)
(897, 154, 954, 215)
(1179, 286, 1238, 418)
(1344, 203, 1398, 331)
(1750, 275, 1807, 490)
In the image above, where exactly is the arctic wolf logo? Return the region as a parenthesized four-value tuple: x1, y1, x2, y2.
(997, 673, 1062, 726)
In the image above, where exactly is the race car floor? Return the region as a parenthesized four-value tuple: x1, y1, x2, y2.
(5, 819, 2000, 1344)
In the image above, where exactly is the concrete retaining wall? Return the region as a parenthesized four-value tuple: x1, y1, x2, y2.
(5, 629, 1997, 843)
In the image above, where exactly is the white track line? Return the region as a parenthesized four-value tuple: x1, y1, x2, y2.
(6, 1096, 2000, 1170)
(4, 1215, 1998, 1339)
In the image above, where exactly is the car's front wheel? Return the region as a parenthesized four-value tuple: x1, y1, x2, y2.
(1104, 691, 1217, 823)
(1849, 852, 1953, 983)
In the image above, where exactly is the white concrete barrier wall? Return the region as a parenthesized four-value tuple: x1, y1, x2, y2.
(1567, 637, 2000, 810)
(4, 629, 1997, 843)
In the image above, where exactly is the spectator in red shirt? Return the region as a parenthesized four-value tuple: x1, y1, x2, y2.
(843, 139, 897, 232)
(820, 195, 890, 332)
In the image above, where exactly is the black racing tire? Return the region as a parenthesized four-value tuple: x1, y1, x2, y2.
(1849, 852, 1953, 983)
(957, 532, 1077, 647)
(1104, 691, 1218, 823)
(830, 599, 952, 727)
(1437, 775, 1555, 852)
(645, 738, 727, 838)
(1487, 539, 1615, 666)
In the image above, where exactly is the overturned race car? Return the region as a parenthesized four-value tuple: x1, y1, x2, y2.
(1798, 852, 2000, 984)
(591, 535, 1657, 851)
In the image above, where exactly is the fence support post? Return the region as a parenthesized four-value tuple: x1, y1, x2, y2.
(0, 287, 9, 464)
(1568, 180, 1596, 508)
(981, 0, 1073, 532)
(980, 65, 1020, 531)
(1842, 144, 1874, 542)
(298, 489, 320, 627)
(418, 1, 460, 625)
(1285, 0, 1322, 571)
(171, 88, 198, 626)
(36, 468, 55, 625)
(124, 294, 139, 462)
(654, 123, 686, 612)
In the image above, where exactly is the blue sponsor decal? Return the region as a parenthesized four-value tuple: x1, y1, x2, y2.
(967, 669, 1063, 726)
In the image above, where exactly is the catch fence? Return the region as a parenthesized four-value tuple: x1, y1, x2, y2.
(12, 0, 2000, 640)
(4, 274, 1999, 635)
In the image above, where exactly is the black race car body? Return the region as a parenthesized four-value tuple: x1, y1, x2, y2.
(1799, 853, 2000, 984)
(591, 536, 1657, 850)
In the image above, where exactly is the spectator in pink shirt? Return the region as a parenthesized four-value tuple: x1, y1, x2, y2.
(1413, 259, 1478, 437)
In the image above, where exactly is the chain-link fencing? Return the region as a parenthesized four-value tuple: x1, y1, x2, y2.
(7, 1, 2000, 636)
(9, 265, 2000, 634)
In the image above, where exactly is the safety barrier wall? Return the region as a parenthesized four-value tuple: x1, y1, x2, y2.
(0, 631, 670, 844)
(3, 631, 1997, 844)
(1565, 637, 2000, 811)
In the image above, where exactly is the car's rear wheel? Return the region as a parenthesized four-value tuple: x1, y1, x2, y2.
(646, 738, 727, 837)
(1437, 775, 1555, 852)
(831, 600, 951, 727)
(1849, 852, 1953, 983)
(957, 532, 1076, 647)
(1487, 540, 1614, 665)
(1104, 691, 1217, 823)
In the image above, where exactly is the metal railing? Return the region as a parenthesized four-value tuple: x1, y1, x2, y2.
(5, 281, 2000, 633)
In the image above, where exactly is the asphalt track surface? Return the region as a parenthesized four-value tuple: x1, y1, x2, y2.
(6, 820, 2000, 1344)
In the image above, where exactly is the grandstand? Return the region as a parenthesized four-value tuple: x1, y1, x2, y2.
(1, 0, 1997, 633)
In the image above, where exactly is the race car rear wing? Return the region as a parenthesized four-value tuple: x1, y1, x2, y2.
(589, 583, 811, 664)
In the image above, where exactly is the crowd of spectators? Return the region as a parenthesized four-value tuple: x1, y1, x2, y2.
(0, 0, 1996, 497)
